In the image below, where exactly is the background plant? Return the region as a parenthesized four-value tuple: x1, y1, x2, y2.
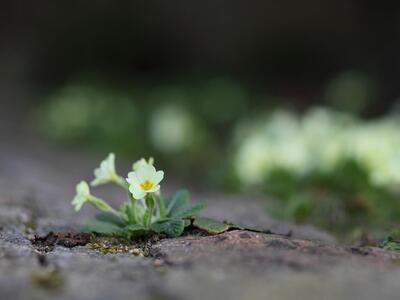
(233, 108, 400, 239)
(40, 77, 400, 240)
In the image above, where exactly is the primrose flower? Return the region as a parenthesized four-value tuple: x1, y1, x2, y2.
(126, 164, 164, 200)
(91, 153, 119, 186)
(72, 181, 91, 211)
(132, 157, 154, 171)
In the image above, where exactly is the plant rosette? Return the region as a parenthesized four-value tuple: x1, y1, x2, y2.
(71, 153, 236, 238)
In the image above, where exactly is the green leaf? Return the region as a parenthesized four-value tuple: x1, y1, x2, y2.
(142, 209, 151, 228)
(155, 195, 167, 218)
(170, 202, 206, 218)
(184, 219, 192, 227)
(150, 219, 185, 238)
(95, 212, 125, 227)
(81, 221, 123, 235)
(124, 224, 147, 238)
(380, 238, 400, 251)
(145, 194, 155, 209)
(119, 203, 136, 224)
(389, 228, 400, 242)
(166, 190, 190, 216)
(125, 224, 146, 231)
(133, 203, 146, 225)
(193, 217, 230, 234)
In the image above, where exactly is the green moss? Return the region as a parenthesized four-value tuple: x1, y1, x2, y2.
(86, 237, 145, 256)
(30, 269, 63, 290)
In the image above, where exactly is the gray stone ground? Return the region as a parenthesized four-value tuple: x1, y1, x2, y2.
(2, 116, 400, 300)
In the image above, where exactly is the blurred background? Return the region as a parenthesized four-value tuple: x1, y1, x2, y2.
(2, 0, 400, 241)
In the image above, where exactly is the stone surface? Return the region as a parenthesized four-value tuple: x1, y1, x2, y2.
(1, 134, 400, 300)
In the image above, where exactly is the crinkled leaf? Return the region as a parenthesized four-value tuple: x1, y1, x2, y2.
(124, 224, 147, 238)
(193, 217, 230, 234)
(170, 202, 206, 218)
(125, 224, 146, 231)
(150, 219, 185, 238)
(95, 212, 125, 227)
(166, 190, 190, 216)
(81, 221, 123, 235)
(380, 238, 400, 251)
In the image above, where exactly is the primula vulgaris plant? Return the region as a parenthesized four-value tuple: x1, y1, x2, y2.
(72, 154, 207, 238)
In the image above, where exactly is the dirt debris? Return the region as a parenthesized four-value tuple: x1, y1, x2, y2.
(31, 232, 92, 252)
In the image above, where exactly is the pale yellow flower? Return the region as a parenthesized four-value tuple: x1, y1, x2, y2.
(126, 165, 164, 199)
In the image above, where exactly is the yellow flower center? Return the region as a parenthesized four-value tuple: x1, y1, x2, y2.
(139, 180, 154, 191)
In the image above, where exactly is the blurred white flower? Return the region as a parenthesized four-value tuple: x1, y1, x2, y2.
(301, 107, 351, 172)
(71, 181, 91, 211)
(233, 107, 400, 188)
(127, 165, 164, 200)
(234, 111, 309, 185)
(234, 135, 271, 185)
(91, 153, 119, 186)
(347, 120, 400, 187)
(149, 105, 194, 153)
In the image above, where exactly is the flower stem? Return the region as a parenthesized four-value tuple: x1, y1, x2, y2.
(126, 192, 137, 224)
(115, 176, 129, 190)
(128, 191, 136, 206)
(88, 196, 120, 217)
(145, 194, 155, 227)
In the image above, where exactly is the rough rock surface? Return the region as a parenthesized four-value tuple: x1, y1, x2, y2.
(2, 132, 400, 299)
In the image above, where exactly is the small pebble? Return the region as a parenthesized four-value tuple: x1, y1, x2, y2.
(130, 248, 141, 255)
(153, 259, 163, 267)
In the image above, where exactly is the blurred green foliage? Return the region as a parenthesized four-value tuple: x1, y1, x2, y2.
(35, 75, 400, 240)
(266, 163, 400, 239)
(35, 78, 255, 178)
(36, 83, 144, 152)
(380, 228, 400, 251)
(233, 108, 400, 240)
(323, 71, 376, 114)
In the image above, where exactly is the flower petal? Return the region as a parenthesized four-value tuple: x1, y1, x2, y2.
(106, 153, 116, 173)
(132, 157, 154, 171)
(72, 197, 86, 211)
(126, 172, 140, 186)
(72, 196, 85, 211)
(148, 185, 160, 193)
(136, 165, 157, 182)
(129, 184, 146, 199)
(132, 158, 146, 171)
(77, 181, 90, 196)
(91, 177, 105, 186)
(153, 170, 164, 185)
(91, 153, 117, 186)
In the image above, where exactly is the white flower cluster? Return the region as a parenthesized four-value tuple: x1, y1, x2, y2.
(72, 154, 164, 212)
(70, 153, 206, 238)
(233, 107, 400, 188)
